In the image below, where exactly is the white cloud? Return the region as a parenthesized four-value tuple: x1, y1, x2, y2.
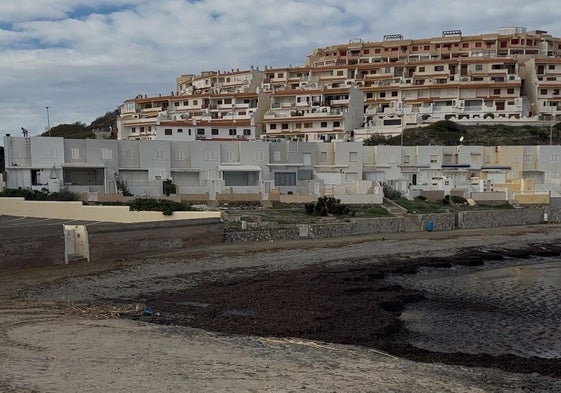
(1, 0, 561, 140)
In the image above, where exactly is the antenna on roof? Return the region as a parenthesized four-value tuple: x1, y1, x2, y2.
(21, 127, 29, 138)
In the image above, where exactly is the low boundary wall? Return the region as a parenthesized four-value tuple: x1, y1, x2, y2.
(86, 218, 224, 262)
(0, 225, 65, 269)
(225, 208, 555, 243)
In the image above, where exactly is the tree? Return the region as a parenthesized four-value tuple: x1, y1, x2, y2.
(41, 122, 95, 139)
(305, 196, 350, 216)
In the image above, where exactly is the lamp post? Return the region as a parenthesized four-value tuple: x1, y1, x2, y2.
(45, 106, 51, 136)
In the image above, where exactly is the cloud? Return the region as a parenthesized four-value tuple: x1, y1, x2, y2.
(1, 0, 560, 140)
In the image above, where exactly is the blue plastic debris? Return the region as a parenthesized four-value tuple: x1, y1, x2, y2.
(143, 307, 154, 316)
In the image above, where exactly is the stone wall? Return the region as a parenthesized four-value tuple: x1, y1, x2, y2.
(457, 208, 546, 229)
(225, 208, 559, 243)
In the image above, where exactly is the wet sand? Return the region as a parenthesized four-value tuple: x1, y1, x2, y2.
(2, 224, 561, 392)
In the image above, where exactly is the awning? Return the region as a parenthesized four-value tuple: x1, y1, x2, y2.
(62, 163, 105, 168)
(218, 165, 262, 172)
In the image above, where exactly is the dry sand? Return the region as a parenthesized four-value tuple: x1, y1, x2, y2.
(1, 225, 561, 392)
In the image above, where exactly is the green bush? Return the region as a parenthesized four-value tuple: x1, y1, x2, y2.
(305, 196, 350, 216)
(128, 198, 190, 215)
(0, 188, 80, 201)
(382, 183, 402, 200)
(450, 195, 467, 204)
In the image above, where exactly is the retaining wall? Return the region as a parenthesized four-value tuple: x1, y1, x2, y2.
(225, 208, 557, 243)
(0, 225, 65, 269)
(86, 218, 224, 262)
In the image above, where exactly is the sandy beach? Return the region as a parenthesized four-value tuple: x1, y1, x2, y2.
(2, 224, 561, 392)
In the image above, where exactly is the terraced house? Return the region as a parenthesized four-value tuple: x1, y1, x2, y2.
(117, 27, 561, 143)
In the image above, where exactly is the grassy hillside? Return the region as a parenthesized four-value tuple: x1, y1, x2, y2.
(40, 110, 119, 139)
(364, 120, 561, 146)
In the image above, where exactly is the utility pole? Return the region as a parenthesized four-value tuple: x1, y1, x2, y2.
(46, 106, 51, 136)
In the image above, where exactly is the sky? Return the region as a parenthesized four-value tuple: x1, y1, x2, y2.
(1, 0, 561, 142)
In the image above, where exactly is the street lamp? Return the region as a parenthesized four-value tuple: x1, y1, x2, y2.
(45, 106, 51, 136)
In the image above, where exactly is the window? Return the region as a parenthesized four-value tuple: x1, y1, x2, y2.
(435, 65, 444, 72)
(507, 88, 514, 94)
(205, 150, 217, 161)
(298, 169, 313, 180)
(321, 122, 328, 128)
(541, 89, 548, 95)
(229, 129, 237, 136)
(212, 128, 219, 135)
(176, 150, 185, 161)
(430, 155, 438, 163)
(424, 45, 430, 50)
(403, 155, 410, 164)
(524, 153, 532, 163)
(177, 128, 183, 133)
(197, 128, 205, 135)
(412, 46, 418, 51)
(131, 127, 136, 133)
(270, 124, 277, 130)
(336, 70, 344, 76)
(303, 153, 312, 166)
(375, 48, 381, 54)
(475, 42, 482, 48)
(140, 127, 145, 133)
(164, 128, 172, 136)
(243, 129, 251, 136)
(462, 42, 469, 48)
(333, 121, 341, 127)
(174, 102, 179, 107)
(475, 64, 483, 71)
(418, 66, 425, 72)
(295, 123, 302, 129)
(380, 92, 386, 98)
(493, 89, 501, 95)
(349, 152, 359, 162)
(71, 148, 80, 160)
(320, 151, 327, 162)
(101, 148, 112, 160)
(193, 99, 198, 105)
(275, 172, 296, 186)
(273, 151, 281, 162)
(153, 149, 165, 160)
(363, 49, 370, 55)
(281, 123, 289, 130)
(549, 65, 556, 70)
(304, 122, 312, 128)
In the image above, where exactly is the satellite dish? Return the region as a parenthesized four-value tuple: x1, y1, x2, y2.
(459, 136, 464, 142)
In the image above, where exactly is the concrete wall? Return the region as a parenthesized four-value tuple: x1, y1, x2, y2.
(87, 218, 223, 262)
(0, 198, 221, 223)
(457, 208, 546, 229)
(0, 225, 65, 269)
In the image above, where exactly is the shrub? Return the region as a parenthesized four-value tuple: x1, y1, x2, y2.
(163, 179, 177, 196)
(450, 195, 467, 204)
(305, 196, 350, 216)
(0, 188, 80, 201)
(128, 198, 190, 215)
(382, 183, 402, 200)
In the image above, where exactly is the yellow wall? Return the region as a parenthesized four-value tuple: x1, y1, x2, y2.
(513, 193, 550, 205)
(0, 198, 221, 223)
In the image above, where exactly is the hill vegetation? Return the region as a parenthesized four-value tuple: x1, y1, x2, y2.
(40, 110, 119, 139)
(364, 120, 561, 146)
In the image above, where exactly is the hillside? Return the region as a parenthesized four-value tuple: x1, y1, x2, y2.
(40, 110, 119, 139)
(365, 120, 561, 146)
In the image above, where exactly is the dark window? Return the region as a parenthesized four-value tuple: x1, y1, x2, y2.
(243, 129, 251, 136)
(212, 128, 219, 135)
(281, 123, 289, 130)
(197, 129, 205, 135)
(321, 122, 328, 128)
(229, 129, 237, 135)
(270, 124, 277, 130)
(333, 121, 341, 127)
(177, 128, 183, 133)
(298, 169, 313, 180)
(164, 129, 172, 135)
(275, 172, 296, 186)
